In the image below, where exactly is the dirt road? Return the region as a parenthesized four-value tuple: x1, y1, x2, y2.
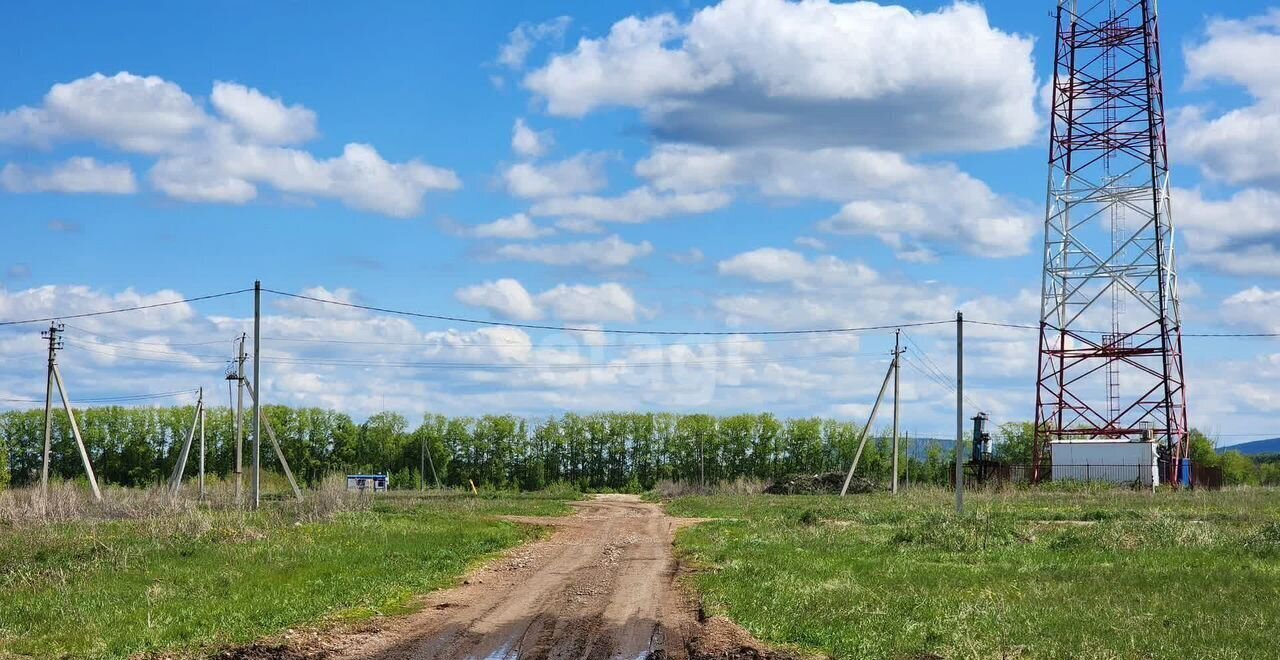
(326, 495, 712, 660)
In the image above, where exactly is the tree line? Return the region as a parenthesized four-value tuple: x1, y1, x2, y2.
(3, 406, 1272, 492)
(0, 406, 956, 491)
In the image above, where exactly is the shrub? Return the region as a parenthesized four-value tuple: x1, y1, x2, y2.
(1242, 522, 1280, 558)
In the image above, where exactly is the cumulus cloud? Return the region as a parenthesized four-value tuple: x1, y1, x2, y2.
(0, 72, 459, 217)
(530, 186, 731, 226)
(511, 118, 552, 158)
(459, 279, 645, 324)
(471, 212, 554, 240)
(456, 278, 543, 321)
(498, 16, 572, 70)
(637, 144, 1035, 257)
(1, 157, 136, 194)
(524, 0, 1038, 152)
(503, 152, 608, 198)
(718, 248, 876, 290)
(493, 234, 654, 269)
(210, 81, 318, 145)
(1178, 12, 1280, 188)
(1221, 286, 1280, 333)
(1176, 187, 1280, 277)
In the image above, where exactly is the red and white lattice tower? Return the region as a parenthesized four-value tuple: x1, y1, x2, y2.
(1032, 0, 1187, 482)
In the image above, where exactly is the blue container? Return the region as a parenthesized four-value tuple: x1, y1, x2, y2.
(1180, 460, 1191, 486)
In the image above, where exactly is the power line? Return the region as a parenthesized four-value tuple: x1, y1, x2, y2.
(965, 318, 1280, 338)
(0, 389, 198, 404)
(260, 333, 866, 348)
(62, 323, 235, 348)
(0, 289, 253, 327)
(263, 288, 952, 336)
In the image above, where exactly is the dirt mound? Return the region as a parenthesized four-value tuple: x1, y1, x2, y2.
(764, 472, 880, 495)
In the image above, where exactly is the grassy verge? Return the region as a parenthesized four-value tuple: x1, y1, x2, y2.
(0, 487, 576, 659)
(669, 487, 1280, 660)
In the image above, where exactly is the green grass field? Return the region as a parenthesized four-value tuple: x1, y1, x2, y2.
(0, 490, 574, 659)
(669, 487, 1280, 660)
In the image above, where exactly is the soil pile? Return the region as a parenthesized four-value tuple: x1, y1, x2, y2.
(764, 472, 880, 495)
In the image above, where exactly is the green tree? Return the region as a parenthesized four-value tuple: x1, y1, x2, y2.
(994, 421, 1035, 464)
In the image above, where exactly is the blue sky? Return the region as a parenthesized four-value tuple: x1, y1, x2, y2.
(2, 0, 1280, 445)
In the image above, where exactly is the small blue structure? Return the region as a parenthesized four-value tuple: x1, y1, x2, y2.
(346, 474, 388, 493)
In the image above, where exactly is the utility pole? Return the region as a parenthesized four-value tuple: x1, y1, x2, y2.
(419, 435, 425, 491)
(40, 323, 102, 501)
(168, 389, 203, 498)
(955, 311, 964, 515)
(199, 392, 206, 500)
(235, 333, 246, 504)
(40, 323, 60, 496)
(252, 281, 261, 510)
(841, 355, 895, 496)
(891, 329, 902, 495)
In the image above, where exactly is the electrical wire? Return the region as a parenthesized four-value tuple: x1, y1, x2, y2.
(62, 323, 235, 348)
(263, 288, 953, 336)
(0, 389, 198, 404)
(0, 288, 253, 327)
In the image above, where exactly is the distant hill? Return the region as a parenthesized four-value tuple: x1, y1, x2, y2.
(1219, 437, 1280, 456)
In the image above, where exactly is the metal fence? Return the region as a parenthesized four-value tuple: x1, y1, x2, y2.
(955, 463, 1224, 490)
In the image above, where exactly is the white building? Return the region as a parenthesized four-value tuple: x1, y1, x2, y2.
(1050, 441, 1159, 487)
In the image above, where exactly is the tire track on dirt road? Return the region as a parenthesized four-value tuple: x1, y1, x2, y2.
(230, 494, 788, 660)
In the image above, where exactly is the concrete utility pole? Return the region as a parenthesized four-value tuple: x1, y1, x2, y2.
(955, 311, 965, 515)
(169, 389, 203, 498)
(40, 323, 59, 495)
(199, 393, 206, 500)
(891, 329, 902, 495)
(241, 381, 304, 501)
(252, 281, 262, 510)
(41, 323, 102, 501)
(235, 333, 246, 504)
(841, 355, 895, 496)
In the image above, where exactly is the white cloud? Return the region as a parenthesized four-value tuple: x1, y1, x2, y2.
(271, 286, 367, 320)
(0, 72, 206, 153)
(503, 152, 608, 198)
(455, 278, 543, 321)
(530, 186, 730, 224)
(1179, 12, 1280, 188)
(793, 236, 826, 251)
(1176, 187, 1280, 276)
(637, 144, 1035, 257)
(493, 234, 654, 269)
(1, 157, 136, 194)
(456, 279, 643, 323)
(149, 142, 459, 217)
(0, 72, 459, 217)
(669, 248, 704, 265)
(525, 0, 1038, 152)
(498, 16, 572, 70)
(717, 248, 876, 290)
(537, 283, 643, 323)
(472, 212, 554, 240)
(1221, 286, 1280, 333)
(511, 118, 552, 158)
(210, 81, 318, 145)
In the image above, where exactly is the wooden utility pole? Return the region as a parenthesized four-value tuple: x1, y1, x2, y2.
(40, 323, 102, 501)
(891, 329, 902, 495)
(252, 281, 262, 510)
(955, 311, 965, 515)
